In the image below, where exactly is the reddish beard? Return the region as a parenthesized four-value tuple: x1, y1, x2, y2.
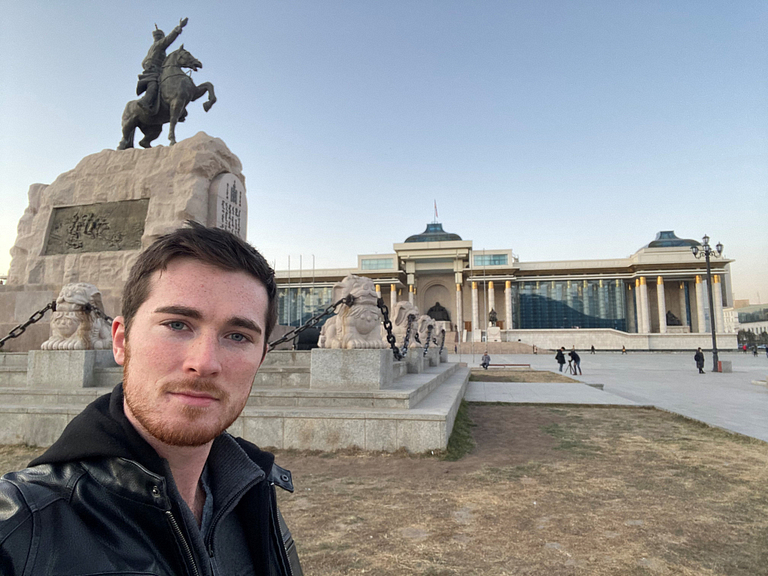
(122, 344, 246, 447)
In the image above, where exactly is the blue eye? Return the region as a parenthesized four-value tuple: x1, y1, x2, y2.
(228, 333, 247, 342)
(167, 321, 186, 331)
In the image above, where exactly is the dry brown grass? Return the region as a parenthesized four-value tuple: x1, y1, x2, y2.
(3, 406, 768, 575)
(470, 368, 579, 383)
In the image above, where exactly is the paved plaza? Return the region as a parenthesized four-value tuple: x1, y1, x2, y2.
(454, 350, 768, 443)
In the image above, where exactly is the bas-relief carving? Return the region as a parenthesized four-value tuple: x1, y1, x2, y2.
(319, 275, 389, 350)
(44, 200, 149, 255)
(40, 283, 112, 350)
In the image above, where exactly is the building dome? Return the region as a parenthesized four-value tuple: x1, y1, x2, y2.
(645, 231, 700, 248)
(405, 222, 462, 243)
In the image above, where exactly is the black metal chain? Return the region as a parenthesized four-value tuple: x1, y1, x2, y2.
(400, 313, 416, 358)
(0, 301, 57, 349)
(438, 329, 446, 356)
(377, 298, 403, 361)
(423, 324, 434, 357)
(268, 295, 355, 351)
(82, 303, 114, 326)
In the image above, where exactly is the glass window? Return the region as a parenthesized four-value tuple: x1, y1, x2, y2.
(474, 254, 508, 266)
(361, 258, 393, 270)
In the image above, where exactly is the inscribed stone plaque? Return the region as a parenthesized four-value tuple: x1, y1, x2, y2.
(44, 199, 149, 255)
(208, 173, 247, 239)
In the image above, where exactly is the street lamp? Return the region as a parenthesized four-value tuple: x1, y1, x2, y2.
(691, 236, 724, 372)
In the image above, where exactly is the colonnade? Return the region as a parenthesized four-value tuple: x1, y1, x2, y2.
(632, 275, 724, 334)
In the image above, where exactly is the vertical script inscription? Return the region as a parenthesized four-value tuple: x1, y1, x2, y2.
(208, 173, 247, 239)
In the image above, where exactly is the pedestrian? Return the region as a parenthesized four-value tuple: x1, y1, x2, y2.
(753, 345, 759, 357)
(569, 349, 582, 375)
(590, 345, 596, 354)
(481, 351, 491, 370)
(555, 347, 566, 372)
(743, 344, 748, 353)
(621, 345, 627, 354)
(694, 347, 705, 374)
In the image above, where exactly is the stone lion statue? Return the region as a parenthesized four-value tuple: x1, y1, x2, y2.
(382, 301, 420, 348)
(415, 314, 437, 347)
(319, 275, 388, 350)
(41, 283, 112, 350)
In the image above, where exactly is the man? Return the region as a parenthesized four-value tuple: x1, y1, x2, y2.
(568, 349, 582, 375)
(555, 347, 566, 372)
(0, 222, 303, 575)
(481, 351, 491, 370)
(694, 347, 705, 374)
(137, 17, 188, 113)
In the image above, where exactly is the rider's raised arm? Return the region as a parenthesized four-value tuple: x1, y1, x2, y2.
(162, 18, 187, 49)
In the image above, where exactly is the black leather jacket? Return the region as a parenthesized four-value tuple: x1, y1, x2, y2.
(0, 385, 303, 576)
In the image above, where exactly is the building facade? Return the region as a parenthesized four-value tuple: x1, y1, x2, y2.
(275, 224, 736, 350)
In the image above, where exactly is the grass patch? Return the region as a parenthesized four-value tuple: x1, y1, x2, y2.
(442, 400, 476, 461)
(469, 369, 578, 383)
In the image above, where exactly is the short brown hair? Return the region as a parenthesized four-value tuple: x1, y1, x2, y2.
(122, 221, 277, 348)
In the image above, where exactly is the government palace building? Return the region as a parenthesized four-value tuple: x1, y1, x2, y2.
(275, 224, 737, 351)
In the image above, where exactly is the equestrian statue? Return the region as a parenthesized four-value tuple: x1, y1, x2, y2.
(118, 18, 216, 150)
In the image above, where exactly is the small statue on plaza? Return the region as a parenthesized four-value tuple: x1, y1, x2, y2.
(385, 301, 420, 348)
(118, 18, 217, 150)
(426, 301, 450, 322)
(41, 283, 112, 350)
(319, 275, 389, 350)
(488, 308, 498, 327)
(416, 314, 437, 346)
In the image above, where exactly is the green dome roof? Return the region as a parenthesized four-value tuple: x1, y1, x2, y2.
(645, 231, 700, 248)
(405, 222, 463, 243)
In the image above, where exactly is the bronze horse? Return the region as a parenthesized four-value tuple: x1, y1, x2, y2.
(117, 46, 216, 150)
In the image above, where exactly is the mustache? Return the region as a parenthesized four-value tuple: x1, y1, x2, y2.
(161, 378, 225, 400)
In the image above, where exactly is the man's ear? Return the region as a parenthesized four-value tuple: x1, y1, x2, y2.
(112, 316, 127, 366)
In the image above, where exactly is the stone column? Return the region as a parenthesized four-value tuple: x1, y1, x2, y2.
(678, 282, 687, 327)
(615, 280, 624, 324)
(656, 276, 667, 333)
(505, 281, 513, 330)
(582, 280, 590, 318)
(695, 275, 707, 333)
(375, 284, 381, 300)
(634, 279, 644, 333)
(408, 284, 414, 305)
(713, 275, 724, 333)
(456, 284, 463, 334)
(471, 282, 479, 332)
(487, 281, 495, 324)
(639, 276, 651, 333)
(598, 279, 607, 320)
(390, 283, 397, 312)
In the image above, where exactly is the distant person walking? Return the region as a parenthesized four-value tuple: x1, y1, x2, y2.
(481, 351, 491, 370)
(743, 344, 748, 353)
(569, 350, 582, 375)
(694, 347, 705, 374)
(590, 345, 596, 354)
(555, 347, 566, 372)
(621, 345, 627, 354)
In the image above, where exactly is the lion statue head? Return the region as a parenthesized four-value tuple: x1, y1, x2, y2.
(40, 283, 112, 350)
(318, 275, 389, 350)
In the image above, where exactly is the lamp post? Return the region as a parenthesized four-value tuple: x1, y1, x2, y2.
(691, 235, 723, 372)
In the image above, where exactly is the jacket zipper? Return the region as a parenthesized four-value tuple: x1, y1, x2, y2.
(166, 510, 201, 576)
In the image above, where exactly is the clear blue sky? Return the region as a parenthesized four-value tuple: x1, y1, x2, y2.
(1, 1, 766, 302)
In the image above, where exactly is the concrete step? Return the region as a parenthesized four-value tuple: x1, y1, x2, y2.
(0, 353, 28, 368)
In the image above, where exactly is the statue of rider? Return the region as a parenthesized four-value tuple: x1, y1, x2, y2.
(136, 18, 188, 113)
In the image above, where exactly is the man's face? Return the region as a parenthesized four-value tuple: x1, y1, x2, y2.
(112, 258, 269, 447)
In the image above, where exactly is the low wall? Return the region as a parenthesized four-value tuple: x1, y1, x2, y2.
(499, 328, 738, 351)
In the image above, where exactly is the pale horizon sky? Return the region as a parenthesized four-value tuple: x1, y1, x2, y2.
(1, 1, 766, 303)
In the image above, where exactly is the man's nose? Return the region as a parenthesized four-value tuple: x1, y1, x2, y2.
(183, 332, 222, 377)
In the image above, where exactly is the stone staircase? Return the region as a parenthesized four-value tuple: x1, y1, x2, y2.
(0, 350, 469, 452)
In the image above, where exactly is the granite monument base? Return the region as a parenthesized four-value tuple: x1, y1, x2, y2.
(310, 348, 394, 390)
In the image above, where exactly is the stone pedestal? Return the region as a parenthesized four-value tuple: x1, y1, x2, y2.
(487, 326, 502, 342)
(440, 349, 448, 363)
(405, 347, 425, 374)
(425, 346, 439, 367)
(310, 348, 394, 390)
(27, 350, 118, 388)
